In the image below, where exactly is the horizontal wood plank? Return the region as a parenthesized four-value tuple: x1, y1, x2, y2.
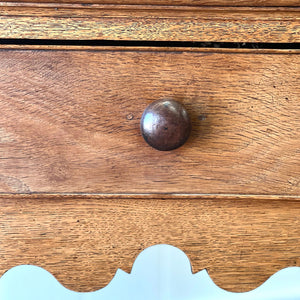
(0, 44, 299, 54)
(2, 0, 300, 6)
(0, 195, 299, 292)
(0, 48, 299, 195)
(0, 6, 299, 42)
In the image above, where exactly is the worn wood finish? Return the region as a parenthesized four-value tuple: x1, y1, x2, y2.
(0, 195, 299, 292)
(0, 48, 299, 194)
(2, 5, 299, 18)
(0, 193, 299, 200)
(0, 6, 299, 42)
(2, 0, 300, 6)
(1, 0, 299, 298)
(0, 45, 299, 54)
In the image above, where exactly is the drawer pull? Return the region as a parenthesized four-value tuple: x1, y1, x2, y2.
(140, 99, 191, 151)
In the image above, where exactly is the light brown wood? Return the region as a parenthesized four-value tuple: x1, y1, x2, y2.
(0, 5, 299, 42)
(1, 1, 299, 298)
(0, 48, 299, 195)
(0, 193, 299, 200)
(0, 195, 299, 293)
(2, 0, 300, 6)
(0, 44, 300, 54)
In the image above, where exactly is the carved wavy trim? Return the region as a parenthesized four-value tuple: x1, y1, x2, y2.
(1, 244, 300, 299)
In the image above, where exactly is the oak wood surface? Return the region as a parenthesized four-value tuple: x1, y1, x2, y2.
(0, 5, 299, 42)
(2, 0, 300, 6)
(0, 195, 299, 293)
(1, 44, 299, 54)
(1, 2, 299, 298)
(0, 48, 299, 195)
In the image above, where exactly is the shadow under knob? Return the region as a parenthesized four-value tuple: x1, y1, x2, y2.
(140, 99, 191, 151)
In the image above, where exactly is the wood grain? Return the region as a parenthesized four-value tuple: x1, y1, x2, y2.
(0, 44, 299, 54)
(2, 0, 300, 6)
(0, 6, 299, 42)
(0, 48, 299, 195)
(0, 195, 299, 292)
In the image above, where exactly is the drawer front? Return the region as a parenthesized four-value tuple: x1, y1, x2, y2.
(0, 195, 299, 293)
(0, 48, 299, 195)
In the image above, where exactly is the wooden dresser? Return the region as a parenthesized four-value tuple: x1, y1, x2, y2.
(0, 0, 299, 294)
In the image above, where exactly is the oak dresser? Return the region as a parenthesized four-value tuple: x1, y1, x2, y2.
(0, 0, 299, 294)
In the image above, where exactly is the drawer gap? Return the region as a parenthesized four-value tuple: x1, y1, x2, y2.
(0, 38, 299, 49)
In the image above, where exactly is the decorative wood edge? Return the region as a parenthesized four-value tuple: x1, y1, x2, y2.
(1, 244, 300, 299)
(1, 2, 300, 9)
(1, 3, 300, 12)
(0, 5, 299, 42)
(0, 193, 299, 201)
(1, 1, 300, 7)
(0, 44, 299, 54)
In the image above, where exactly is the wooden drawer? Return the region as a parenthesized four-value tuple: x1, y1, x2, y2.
(0, 47, 299, 195)
(0, 1, 299, 296)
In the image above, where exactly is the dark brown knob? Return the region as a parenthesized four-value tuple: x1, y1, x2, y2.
(140, 99, 191, 151)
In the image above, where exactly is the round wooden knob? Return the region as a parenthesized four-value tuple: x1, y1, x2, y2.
(140, 99, 191, 151)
